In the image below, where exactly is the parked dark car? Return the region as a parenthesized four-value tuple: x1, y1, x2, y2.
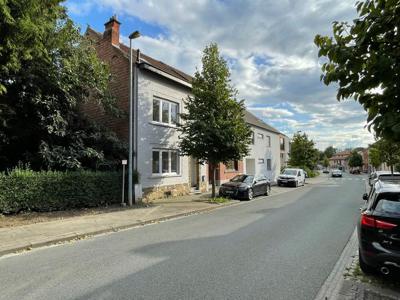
(358, 180, 400, 276)
(322, 169, 329, 174)
(218, 174, 271, 200)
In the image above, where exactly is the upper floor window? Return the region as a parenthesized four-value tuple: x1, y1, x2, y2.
(257, 133, 264, 139)
(266, 136, 271, 147)
(267, 159, 272, 171)
(153, 97, 179, 125)
(280, 137, 285, 151)
(250, 131, 255, 144)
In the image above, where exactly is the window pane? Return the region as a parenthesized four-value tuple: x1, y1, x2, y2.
(171, 102, 178, 125)
(267, 159, 271, 171)
(153, 99, 160, 122)
(226, 161, 234, 170)
(171, 151, 178, 173)
(162, 101, 169, 123)
(162, 152, 169, 173)
(152, 151, 159, 174)
(267, 136, 271, 147)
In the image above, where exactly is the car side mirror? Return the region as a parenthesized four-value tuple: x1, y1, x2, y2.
(362, 193, 368, 201)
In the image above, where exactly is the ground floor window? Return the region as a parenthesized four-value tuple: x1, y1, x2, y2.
(152, 149, 180, 175)
(225, 160, 239, 171)
(267, 159, 272, 171)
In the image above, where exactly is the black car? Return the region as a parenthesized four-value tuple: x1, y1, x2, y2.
(358, 180, 400, 276)
(218, 174, 271, 200)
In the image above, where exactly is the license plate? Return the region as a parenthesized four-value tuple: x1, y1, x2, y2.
(281, 180, 287, 183)
(225, 190, 234, 194)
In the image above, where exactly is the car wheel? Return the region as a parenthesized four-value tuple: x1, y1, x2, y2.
(247, 188, 253, 200)
(359, 250, 376, 274)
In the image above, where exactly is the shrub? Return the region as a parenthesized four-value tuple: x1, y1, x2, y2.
(0, 168, 139, 214)
(286, 165, 319, 178)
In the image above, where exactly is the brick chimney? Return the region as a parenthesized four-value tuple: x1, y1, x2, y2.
(103, 15, 121, 46)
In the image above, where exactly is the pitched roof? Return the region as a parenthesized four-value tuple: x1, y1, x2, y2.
(86, 27, 193, 84)
(244, 110, 282, 135)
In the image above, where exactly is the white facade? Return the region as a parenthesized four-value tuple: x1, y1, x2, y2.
(243, 125, 281, 183)
(137, 68, 207, 191)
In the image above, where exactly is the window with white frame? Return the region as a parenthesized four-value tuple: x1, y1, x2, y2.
(152, 149, 180, 175)
(257, 133, 264, 139)
(266, 135, 271, 147)
(152, 97, 179, 125)
(258, 158, 264, 164)
(267, 159, 272, 171)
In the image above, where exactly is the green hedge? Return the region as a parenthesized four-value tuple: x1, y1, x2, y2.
(0, 168, 139, 214)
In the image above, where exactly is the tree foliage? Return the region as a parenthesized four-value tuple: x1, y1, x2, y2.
(315, 0, 400, 142)
(322, 156, 330, 168)
(288, 132, 319, 170)
(0, 1, 126, 171)
(348, 151, 363, 168)
(178, 43, 252, 197)
(324, 146, 336, 159)
(369, 138, 400, 173)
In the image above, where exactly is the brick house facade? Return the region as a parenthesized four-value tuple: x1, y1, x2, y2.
(84, 16, 209, 201)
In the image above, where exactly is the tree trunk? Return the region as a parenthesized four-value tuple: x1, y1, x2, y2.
(390, 164, 394, 175)
(211, 164, 216, 198)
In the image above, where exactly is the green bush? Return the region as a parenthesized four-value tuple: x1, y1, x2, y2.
(286, 165, 319, 178)
(0, 168, 139, 214)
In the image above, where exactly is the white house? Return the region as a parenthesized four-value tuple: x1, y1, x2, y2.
(243, 111, 287, 183)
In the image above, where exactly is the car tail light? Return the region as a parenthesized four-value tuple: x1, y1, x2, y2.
(361, 213, 397, 230)
(375, 219, 397, 230)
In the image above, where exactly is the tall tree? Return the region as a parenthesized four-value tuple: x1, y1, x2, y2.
(369, 138, 400, 174)
(369, 146, 382, 170)
(0, 0, 64, 94)
(348, 151, 363, 169)
(0, 1, 126, 171)
(322, 156, 330, 168)
(315, 0, 400, 142)
(288, 132, 319, 170)
(324, 146, 336, 159)
(178, 43, 252, 197)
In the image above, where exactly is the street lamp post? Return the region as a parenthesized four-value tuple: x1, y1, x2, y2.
(128, 30, 140, 207)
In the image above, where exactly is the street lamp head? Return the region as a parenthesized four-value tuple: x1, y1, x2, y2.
(129, 31, 141, 40)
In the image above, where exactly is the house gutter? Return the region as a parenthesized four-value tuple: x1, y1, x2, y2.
(138, 62, 192, 89)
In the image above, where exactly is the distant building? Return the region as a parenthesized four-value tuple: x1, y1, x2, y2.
(329, 150, 351, 171)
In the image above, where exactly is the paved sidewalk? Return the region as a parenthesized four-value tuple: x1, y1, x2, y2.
(0, 174, 328, 257)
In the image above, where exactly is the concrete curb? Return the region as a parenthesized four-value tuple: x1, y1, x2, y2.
(0, 201, 239, 258)
(314, 228, 358, 300)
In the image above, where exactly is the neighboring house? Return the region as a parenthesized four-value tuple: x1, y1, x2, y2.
(279, 134, 290, 169)
(329, 150, 351, 170)
(358, 148, 369, 173)
(85, 16, 208, 200)
(213, 111, 289, 185)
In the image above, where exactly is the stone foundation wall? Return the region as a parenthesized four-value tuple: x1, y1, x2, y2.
(143, 183, 191, 202)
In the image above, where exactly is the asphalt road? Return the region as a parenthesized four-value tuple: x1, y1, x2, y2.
(0, 173, 366, 300)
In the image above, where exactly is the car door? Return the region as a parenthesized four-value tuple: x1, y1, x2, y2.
(297, 171, 302, 185)
(253, 176, 266, 195)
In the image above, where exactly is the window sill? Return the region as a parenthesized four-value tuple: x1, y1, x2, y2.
(149, 174, 182, 179)
(149, 121, 177, 129)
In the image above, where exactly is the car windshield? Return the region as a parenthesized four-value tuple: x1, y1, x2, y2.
(282, 169, 297, 175)
(374, 193, 400, 216)
(230, 175, 254, 184)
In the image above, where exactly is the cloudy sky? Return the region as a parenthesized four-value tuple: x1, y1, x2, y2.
(65, 0, 375, 150)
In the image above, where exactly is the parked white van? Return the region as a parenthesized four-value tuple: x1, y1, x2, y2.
(277, 168, 306, 187)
